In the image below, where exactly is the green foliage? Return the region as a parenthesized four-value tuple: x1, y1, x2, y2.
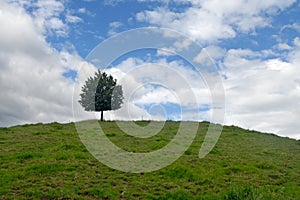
(0, 121, 299, 199)
(79, 70, 124, 120)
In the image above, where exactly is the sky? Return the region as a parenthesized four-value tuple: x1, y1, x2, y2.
(1, 0, 300, 139)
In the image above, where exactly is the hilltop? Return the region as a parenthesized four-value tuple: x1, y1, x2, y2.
(0, 121, 299, 199)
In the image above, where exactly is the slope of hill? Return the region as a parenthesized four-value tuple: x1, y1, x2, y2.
(0, 121, 299, 199)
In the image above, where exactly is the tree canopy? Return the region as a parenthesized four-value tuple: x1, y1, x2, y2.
(79, 70, 124, 121)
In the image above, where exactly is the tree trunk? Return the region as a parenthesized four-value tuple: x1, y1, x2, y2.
(100, 110, 104, 121)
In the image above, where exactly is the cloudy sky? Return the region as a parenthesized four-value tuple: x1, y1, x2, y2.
(1, 0, 300, 139)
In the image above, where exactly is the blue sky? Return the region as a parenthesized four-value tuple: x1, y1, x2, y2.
(42, 0, 300, 58)
(1, 0, 300, 139)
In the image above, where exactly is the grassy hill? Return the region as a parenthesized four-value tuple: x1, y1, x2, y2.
(0, 121, 299, 199)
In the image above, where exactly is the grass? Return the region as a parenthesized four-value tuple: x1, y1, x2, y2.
(0, 121, 299, 199)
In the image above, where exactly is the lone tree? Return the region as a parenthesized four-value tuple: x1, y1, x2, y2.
(79, 70, 124, 121)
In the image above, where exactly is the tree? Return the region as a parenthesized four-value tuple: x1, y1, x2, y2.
(79, 70, 124, 121)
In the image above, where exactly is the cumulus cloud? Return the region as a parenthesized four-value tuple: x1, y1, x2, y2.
(108, 21, 123, 36)
(0, 1, 90, 126)
(32, 0, 68, 36)
(222, 43, 300, 139)
(7, 0, 85, 37)
(194, 46, 226, 66)
(136, 0, 297, 43)
(275, 43, 293, 51)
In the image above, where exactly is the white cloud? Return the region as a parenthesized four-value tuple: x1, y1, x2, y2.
(222, 43, 300, 139)
(77, 7, 95, 17)
(109, 21, 123, 29)
(293, 37, 300, 47)
(104, 0, 124, 6)
(156, 48, 177, 57)
(136, 0, 297, 43)
(66, 15, 83, 24)
(78, 8, 87, 13)
(7, 0, 86, 37)
(281, 23, 300, 33)
(33, 0, 68, 36)
(194, 46, 226, 66)
(108, 21, 123, 36)
(0, 1, 91, 126)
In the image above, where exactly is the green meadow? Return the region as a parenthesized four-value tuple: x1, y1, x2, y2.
(0, 121, 299, 199)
